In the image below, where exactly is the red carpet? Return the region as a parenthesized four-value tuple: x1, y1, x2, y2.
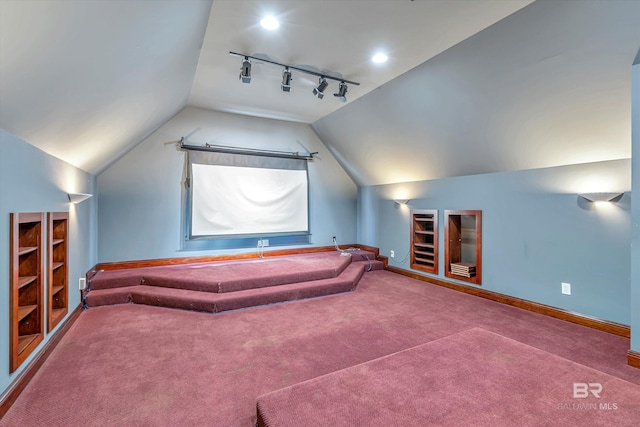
(258, 327, 640, 426)
(2, 270, 639, 426)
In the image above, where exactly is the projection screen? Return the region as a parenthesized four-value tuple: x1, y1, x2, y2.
(188, 151, 309, 239)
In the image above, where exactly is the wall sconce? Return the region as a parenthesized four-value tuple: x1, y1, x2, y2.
(578, 192, 624, 203)
(394, 199, 410, 206)
(68, 193, 93, 204)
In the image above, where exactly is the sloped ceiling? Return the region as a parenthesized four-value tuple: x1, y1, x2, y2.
(0, 0, 532, 176)
(189, 0, 533, 123)
(1, 0, 638, 185)
(0, 0, 212, 174)
(312, 0, 640, 186)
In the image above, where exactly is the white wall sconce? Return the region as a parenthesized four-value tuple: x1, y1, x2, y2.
(394, 199, 410, 206)
(578, 192, 624, 203)
(68, 193, 93, 204)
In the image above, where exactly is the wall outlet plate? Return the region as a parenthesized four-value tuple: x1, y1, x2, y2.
(561, 282, 571, 295)
(79, 277, 87, 290)
(390, 250, 395, 258)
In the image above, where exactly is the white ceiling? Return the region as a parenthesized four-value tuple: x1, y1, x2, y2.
(189, 0, 534, 123)
(312, 0, 640, 185)
(0, 0, 212, 174)
(1, 0, 638, 186)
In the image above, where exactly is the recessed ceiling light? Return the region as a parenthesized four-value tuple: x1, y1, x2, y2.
(260, 16, 279, 30)
(372, 52, 388, 64)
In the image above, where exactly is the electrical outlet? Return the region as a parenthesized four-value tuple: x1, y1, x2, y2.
(390, 250, 395, 258)
(79, 277, 86, 290)
(561, 282, 571, 295)
(262, 239, 269, 247)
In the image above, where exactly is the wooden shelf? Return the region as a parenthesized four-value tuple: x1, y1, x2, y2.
(18, 246, 38, 256)
(410, 210, 438, 274)
(17, 305, 38, 322)
(17, 334, 39, 355)
(10, 212, 45, 372)
(18, 275, 38, 289)
(414, 250, 434, 257)
(48, 212, 69, 332)
(414, 243, 434, 249)
(51, 308, 66, 323)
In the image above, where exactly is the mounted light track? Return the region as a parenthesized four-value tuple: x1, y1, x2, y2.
(229, 51, 359, 101)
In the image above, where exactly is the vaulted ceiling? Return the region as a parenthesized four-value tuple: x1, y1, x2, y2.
(1, 0, 638, 186)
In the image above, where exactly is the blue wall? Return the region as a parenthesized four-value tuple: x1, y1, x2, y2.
(0, 129, 97, 394)
(631, 57, 639, 351)
(361, 160, 631, 324)
(97, 107, 358, 262)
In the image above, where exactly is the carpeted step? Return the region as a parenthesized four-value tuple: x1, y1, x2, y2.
(89, 252, 353, 293)
(85, 286, 135, 307)
(352, 259, 385, 272)
(85, 263, 366, 313)
(213, 263, 365, 312)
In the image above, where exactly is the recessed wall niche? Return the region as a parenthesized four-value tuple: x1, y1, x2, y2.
(444, 210, 482, 285)
(9, 212, 45, 372)
(410, 210, 438, 274)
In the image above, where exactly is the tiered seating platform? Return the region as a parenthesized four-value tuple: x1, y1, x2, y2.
(85, 250, 383, 313)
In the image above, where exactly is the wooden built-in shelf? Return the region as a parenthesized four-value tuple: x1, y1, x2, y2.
(10, 212, 45, 372)
(18, 276, 38, 289)
(17, 334, 40, 355)
(18, 246, 38, 256)
(17, 305, 38, 322)
(410, 210, 438, 274)
(444, 210, 482, 285)
(48, 212, 69, 332)
(51, 308, 66, 322)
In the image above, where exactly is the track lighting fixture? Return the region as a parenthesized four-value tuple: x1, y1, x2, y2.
(313, 77, 328, 99)
(334, 82, 348, 103)
(239, 57, 251, 83)
(281, 67, 292, 92)
(229, 51, 360, 101)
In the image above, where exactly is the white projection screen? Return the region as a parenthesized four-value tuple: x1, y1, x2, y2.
(188, 151, 309, 239)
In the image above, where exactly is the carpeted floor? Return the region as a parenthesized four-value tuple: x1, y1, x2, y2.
(2, 270, 640, 426)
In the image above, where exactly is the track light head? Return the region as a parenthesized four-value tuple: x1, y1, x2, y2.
(281, 68, 292, 92)
(313, 77, 328, 99)
(239, 57, 251, 83)
(333, 82, 348, 103)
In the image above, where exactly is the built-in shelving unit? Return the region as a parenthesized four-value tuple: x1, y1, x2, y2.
(410, 210, 438, 274)
(10, 212, 45, 372)
(48, 212, 69, 332)
(444, 210, 482, 285)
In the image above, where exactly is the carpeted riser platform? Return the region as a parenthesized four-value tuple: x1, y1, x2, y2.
(257, 328, 640, 426)
(90, 251, 374, 293)
(86, 251, 377, 313)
